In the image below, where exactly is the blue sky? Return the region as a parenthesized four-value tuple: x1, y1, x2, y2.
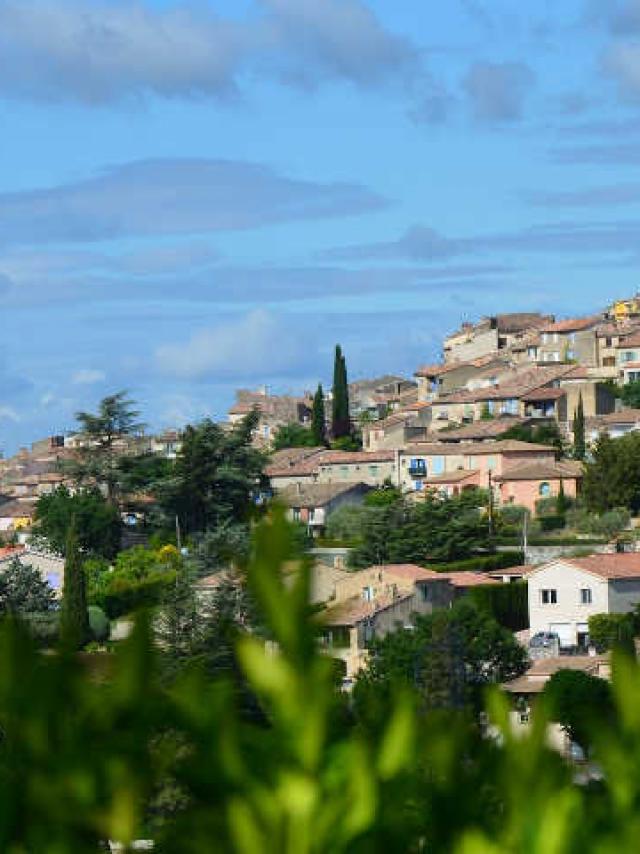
(3, 0, 640, 452)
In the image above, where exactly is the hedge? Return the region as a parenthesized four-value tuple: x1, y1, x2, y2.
(468, 582, 529, 631)
(428, 551, 524, 574)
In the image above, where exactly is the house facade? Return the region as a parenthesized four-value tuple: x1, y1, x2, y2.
(527, 554, 640, 648)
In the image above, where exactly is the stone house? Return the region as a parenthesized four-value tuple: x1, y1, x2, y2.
(442, 314, 553, 364)
(537, 316, 600, 366)
(278, 482, 371, 536)
(319, 564, 452, 678)
(527, 553, 640, 648)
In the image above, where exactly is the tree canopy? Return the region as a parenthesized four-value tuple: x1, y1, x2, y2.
(34, 486, 121, 559)
(311, 383, 327, 446)
(331, 344, 350, 439)
(65, 391, 144, 503)
(349, 491, 490, 567)
(543, 669, 614, 750)
(272, 422, 318, 450)
(159, 413, 265, 536)
(0, 559, 56, 615)
(582, 432, 640, 514)
(354, 600, 528, 716)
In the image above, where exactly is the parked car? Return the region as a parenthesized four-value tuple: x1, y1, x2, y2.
(529, 631, 560, 649)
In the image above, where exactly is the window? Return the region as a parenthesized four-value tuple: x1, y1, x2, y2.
(292, 509, 301, 521)
(542, 332, 548, 344)
(487, 456, 496, 471)
(539, 482, 551, 496)
(541, 589, 557, 604)
(623, 351, 637, 363)
(566, 349, 575, 360)
(368, 464, 379, 476)
(432, 456, 445, 475)
(362, 586, 373, 602)
(340, 465, 349, 478)
(580, 588, 592, 604)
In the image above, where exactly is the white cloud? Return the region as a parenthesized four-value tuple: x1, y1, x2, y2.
(155, 310, 314, 381)
(72, 369, 106, 385)
(0, 0, 418, 105)
(0, 405, 19, 422)
(0, 0, 242, 104)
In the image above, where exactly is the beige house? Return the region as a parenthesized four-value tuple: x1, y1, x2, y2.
(278, 482, 371, 536)
(537, 316, 600, 366)
(527, 554, 640, 648)
(442, 314, 553, 364)
(319, 564, 452, 679)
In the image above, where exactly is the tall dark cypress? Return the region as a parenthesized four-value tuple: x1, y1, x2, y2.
(332, 344, 351, 438)
(311, 383, 327, 446)
(59, 519, 90, 651)
(573, 393, 585, 461)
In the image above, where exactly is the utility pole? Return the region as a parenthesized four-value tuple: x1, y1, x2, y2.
(175, 514, 182, 552)
(487, 470, 494, 539)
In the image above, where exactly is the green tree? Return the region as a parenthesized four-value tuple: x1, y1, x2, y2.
(499, 420, 566, 455)
(272, 422, 317, 450)
(556, 480, 569, 516)
(354, 600, 527, 713)
(311, 383, 327, 446)
(349, 492, 490, 567)
(620, 379, 640, 409)
(65, 391, 144, 504)
(34, 486, 121, 559)
(583, 432, 640, 513)
(331, 344, 351, 439)
(573, 393, 586, 460)
(0, 558, 56, 614)
(59, 522, 90, 650)
(543, 669, 614, 750)
(588, 612, 635, 654)
(160, 413, 265, 536)
(480, 403, 494, 421)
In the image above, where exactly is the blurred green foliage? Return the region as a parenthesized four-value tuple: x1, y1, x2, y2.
(3, 513, 640, 851)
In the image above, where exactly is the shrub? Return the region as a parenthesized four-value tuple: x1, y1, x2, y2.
(497, 504, 530, 525)
(21, 612, 59, 648)
(539, 515, 566, 532)
(95, 570, 178, 619)
(588, 612, 635, 653)
(88, 606, 110, 643)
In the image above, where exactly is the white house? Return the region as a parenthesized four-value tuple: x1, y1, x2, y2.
(528, 554, 640, 648)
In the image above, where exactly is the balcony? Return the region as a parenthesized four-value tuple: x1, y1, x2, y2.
(408, 463, 427, 477)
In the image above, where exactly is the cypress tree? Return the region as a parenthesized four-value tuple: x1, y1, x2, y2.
(556, 479, 568, 516)
(332, 344, 351, 438)
(311, 383, 327, 446)
(573, 393, 585, 461)
(59, 519, 90, 650)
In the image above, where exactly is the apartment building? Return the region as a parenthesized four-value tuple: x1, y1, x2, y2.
(537, 316, 600, 366)
(443, 313, 553, 364)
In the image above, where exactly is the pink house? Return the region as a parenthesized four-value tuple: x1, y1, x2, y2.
(494, 459, 583, 512)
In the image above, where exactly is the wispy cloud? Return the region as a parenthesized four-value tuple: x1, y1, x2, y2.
(462, 61, 535, 122)
(71, 369, 106, 386)
(525, 183, 640, 208)
(0, 158, 387, 247)
(154, 309, 317, 382)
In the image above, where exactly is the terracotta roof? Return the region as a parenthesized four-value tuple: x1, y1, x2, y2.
(194, 571, 236, 590)
(0, 501, 36, 518)
(0, 546, 25, 560)
(494, 460, 583, 482)
(540, 315, 600, 333)
(559, 365, 592, 380)
(621, 361, 640, 369)
(595, 409, 640, 425)
(405, 439, 556, 456)
(436, 416, 525, 442)
(424, 469, 480, 484)
(414, 363, 459, 378)
(369, 563, 440, 582)
(317, 450, 396, 465)
(428, 571, 499, 588)
(618, 331, 640, 348)
(503, 655, 607, 694)
(278, 481, 369, 509)
(496, 313, 553, 333)
(520, 387, 566, 402)
(488, 564, 534, 578)
(322, 591, 415, 627)
(557, 553, 640, 580)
